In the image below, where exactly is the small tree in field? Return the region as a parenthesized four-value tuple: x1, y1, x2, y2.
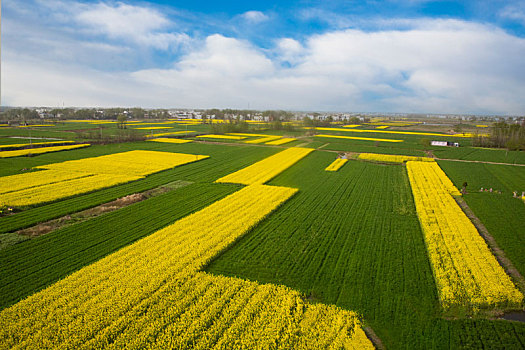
(117, 114, 127, 129)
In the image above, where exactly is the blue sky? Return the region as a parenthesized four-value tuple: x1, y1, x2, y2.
(2, 0, 525, 114)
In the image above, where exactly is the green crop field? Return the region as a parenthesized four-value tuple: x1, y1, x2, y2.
(434, 147, 525, 164)
(207, 151, 525, 349)
(0, 124, 524, 349)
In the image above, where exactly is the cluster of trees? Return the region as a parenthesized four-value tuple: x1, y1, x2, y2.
(0, 107, 164, 121)
(203, 109, 258, 120)
(1, 108, 40, 121)
(472, 121, 525, 150)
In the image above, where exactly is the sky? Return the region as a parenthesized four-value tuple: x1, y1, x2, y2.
(2, 0, 525, 115)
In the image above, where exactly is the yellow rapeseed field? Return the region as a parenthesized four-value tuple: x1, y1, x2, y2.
(244, 136, 281, 144)
(406, 161, 523, 310)
(0, 184, 372, 349)
(133, 126, 174, 130)
(1, 174, 143, 207)
(0, 140, 75, 150)
(358, 153, 434, 163)
(36, 150, 208, 176)
(0, 150, 208, 207)
(311, 127, 472, 138)
(145, 130, 196, 137)
(196, 134, 246, 140)
(17, 125, 54, 127)
(315, 134, 404, 143)
(216, 147, 313, 185)
(325, 158, 348, 171)
(227, 132, 273, 137)
(0, 170, 91, 195)
(146, 138, 192, 144)
(265, 138, 296, 145)
(0, 144, 90, 158)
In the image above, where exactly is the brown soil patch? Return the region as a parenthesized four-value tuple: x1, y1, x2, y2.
(363, 326, 385, 350)
(16, 181, 192, 238)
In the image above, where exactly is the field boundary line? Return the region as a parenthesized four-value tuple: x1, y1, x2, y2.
(363, 326, 386, 350)
(436, 157, 525, 167)
(454, 196, 525, 295)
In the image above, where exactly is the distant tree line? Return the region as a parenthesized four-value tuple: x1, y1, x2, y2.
(472, 121, 525, 151)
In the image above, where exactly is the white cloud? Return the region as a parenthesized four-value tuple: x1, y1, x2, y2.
(3, 7, 525, 115)
(241, 11, 269, 23)
(499, 3, 525, 25)
(30, 0, 189, 50)
(276, 38, 304, 64)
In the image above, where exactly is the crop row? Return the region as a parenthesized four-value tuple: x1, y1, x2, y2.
(406, 161, 523, 310)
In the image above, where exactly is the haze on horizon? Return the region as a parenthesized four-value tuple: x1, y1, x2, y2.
(2, 0, 525, 115)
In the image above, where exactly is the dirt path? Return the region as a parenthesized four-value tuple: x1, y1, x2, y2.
(363, 326, 385, 350)
(436, 157, 525, 167)
(14, 180, 193, 239)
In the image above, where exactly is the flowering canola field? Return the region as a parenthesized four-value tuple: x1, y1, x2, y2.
(406, 161, 523, 310)
(315, 134, 404, 143)
(0, 150, 208, 207)
(265, 138, 296, 145)
(0, 144, 89, 158)
(325, 158, 348, 171)
(145, 131, 196, 138)
(312, 127, 473, 138)
(216, 147, 313, 185)
(244, 136, 281, 144)
(0, 151, 372, 348)
(358, 153, 434, 163)
(0, 140, 75, 150)
(146, 138, 192, 144)
(196, 134, 246, 140)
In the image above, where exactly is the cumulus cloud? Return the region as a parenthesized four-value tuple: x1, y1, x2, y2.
(499, 3, 525, 26)
(240, 11, 269, 23)
(74, 2, 189, 49)
(128, 20, 525, 113)
(3, 3, 525, 115)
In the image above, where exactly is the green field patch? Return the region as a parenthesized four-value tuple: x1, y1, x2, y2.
(207, 151, 525, 348)
(434, 147, 525, 164)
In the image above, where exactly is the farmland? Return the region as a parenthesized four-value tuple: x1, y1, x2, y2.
(0, 119, 524, 349)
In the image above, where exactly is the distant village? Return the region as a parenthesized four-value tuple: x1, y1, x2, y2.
(1, 106, 522, 124)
